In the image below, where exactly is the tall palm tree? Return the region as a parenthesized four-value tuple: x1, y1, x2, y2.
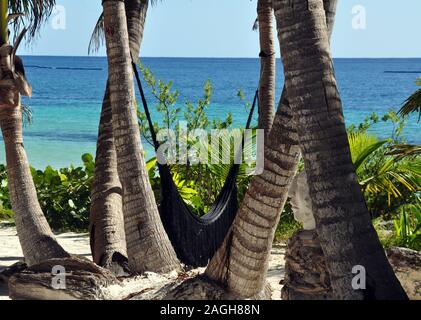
(101, 0, 180, 274)
(256, 0, 276, 132)
(89, 0, 149, 275)
(205, 0, 338, 299)
(0, 0, 69, 266)
(274, 0, 407, 299)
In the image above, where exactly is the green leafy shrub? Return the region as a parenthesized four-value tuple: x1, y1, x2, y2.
(349, 112, 421, 250)
(0, 164, 12, 219)
(375, 197, 421, 251)
(0, 154, 94, 232)
(138, 65, 257, 215)
(0, 207, 13, 221)
(274, 201, 301, 243)
(348, 111, 421, 218)
(392, 199, 421, 250)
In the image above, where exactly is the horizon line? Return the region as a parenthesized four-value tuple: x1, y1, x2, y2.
(20, 54, 421, 59)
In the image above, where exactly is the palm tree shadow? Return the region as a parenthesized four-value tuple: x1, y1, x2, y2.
(0, 282, 9, 298)
(0, 257, 22, 262)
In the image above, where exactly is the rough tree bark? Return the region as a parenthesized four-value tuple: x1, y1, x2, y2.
(0, 46, 69, 266)
(205, 0, 338, 299)
(205, 91, 300, 298)
(89, 84, 129, 274)
(274, 0, 407, 300)
(89, 0, 149, 275)
(102, 0, 180, 274)
(257, 0, 276, 133)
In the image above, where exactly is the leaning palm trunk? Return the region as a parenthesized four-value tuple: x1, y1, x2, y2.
(205, 0, 337, 298)
(0, 45, 69, 266)
(90, 0, 148, 274)
(274, 0, 407, 300)
(102, 0, 179, 274)
(257, 0, 276, 132)
(205, 91, 300, 298)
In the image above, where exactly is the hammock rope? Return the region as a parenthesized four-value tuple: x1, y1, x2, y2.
(132, 61, 258, 267)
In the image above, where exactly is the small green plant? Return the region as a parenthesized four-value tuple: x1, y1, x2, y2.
(0, 207, 13, 221)
(274, 200, 302, 243)
(392, 198, 421, 250)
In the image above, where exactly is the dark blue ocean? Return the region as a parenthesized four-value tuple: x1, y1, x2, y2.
(0, 56, 420, 169)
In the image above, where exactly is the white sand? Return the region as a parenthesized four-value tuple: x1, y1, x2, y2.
(0, 224, 285, 300)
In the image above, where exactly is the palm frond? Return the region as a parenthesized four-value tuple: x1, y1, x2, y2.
(88, 12, 103, 54)
(354, 140, 387, 171)
(22, 103, 33, 125)
(8, 0, 56, 42)
(400, 79, 421, 120)
(206, 128, 258, 184)
(88, 0, 161, 54)
(361, 158, 421, 205)
(387, 144, 421, 161)
(7, 12, 24, 23)
(349, 131, 421, 208)
(252, 17, 258, 31)
(348, 132, 387, 171)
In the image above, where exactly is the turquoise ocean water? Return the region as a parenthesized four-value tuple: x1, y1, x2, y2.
(0, 56, 420, 169)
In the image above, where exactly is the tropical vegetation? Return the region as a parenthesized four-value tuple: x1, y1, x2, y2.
(1, 98, 419, 251)
(0, 0, 418, 301)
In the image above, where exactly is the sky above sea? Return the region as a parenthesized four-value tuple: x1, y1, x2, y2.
(18, 0, 421, 59)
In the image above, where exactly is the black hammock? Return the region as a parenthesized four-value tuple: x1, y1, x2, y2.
(133, 62, 258, 267)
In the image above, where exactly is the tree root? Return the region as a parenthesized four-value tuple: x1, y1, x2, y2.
(7, 257, 273, 300)
(9, 256, 119, 300)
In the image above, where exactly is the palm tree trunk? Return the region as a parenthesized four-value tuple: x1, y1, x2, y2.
(89, 0, 148, 274)
(205, 90, 300, 297)
(102, 0, 180, 274)
(205, 0, 337, 298)
(126, 0, 148, 64)
(89, 85, 128, 273)
(0, 16, 69, 264)
(274, 0, 407, 300)
(323, 0, 337, 39)
(257, 0, 276, 132)
(0, 99, 69, 266)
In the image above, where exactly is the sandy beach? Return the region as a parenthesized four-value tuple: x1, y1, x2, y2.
(0, 223, 286, 300)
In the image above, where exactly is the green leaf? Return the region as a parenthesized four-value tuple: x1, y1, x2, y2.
(354, 140, 388, 171)
(68, 199, 75, 209)
(146, 157, 157, 172)
(82, 153, 94, 164)
(59, 173, 68, 182)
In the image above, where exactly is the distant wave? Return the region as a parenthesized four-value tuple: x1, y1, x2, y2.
(25, 65, 103, 71)
(384, 71, 421, 74)
(24, 132, 98, 143)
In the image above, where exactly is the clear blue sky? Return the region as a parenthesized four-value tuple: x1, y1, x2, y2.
(19, 0, 421, 58)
